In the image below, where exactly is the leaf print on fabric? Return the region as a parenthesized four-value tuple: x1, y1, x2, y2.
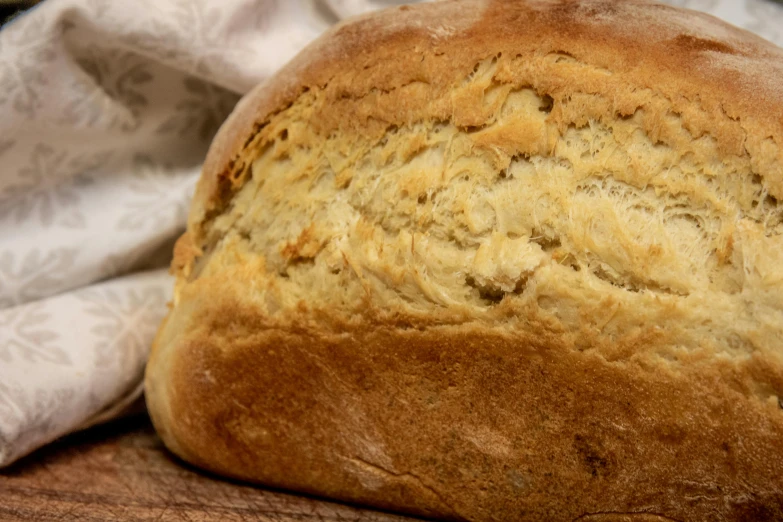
(0, 13, 58, 117)
(0, 382, 24, 427)
(12, 387, 74, 451)
(77, 285, 167, 370)
(116, 154, 194, 232)
(0, 171, 89, 228)
(0, 384, 73, 429)
(59, 45, 154, 132)
(0, 304, 69, 365)
(17, 142, 67, 182)
(156, 76, 238, 141)
(0, 383, 75, 464)
(168, 0, 229, 76)
(0, 144, 111, 228)
(120, 0, 272, 88)
(0, 248, 79, 308)
(118, 3, 199, 74)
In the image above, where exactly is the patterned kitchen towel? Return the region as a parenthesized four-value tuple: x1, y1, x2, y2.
(1, 0, 782, 467)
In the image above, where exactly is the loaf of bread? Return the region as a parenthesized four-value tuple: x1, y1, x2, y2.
(145, 0, 783, 519)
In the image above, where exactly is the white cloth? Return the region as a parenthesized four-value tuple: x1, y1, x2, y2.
(0, 0, 782, 467)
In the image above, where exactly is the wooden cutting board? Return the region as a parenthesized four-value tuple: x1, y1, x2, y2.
(0, 415, 418, 522)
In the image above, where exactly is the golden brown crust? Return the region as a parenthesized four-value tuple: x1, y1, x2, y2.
(146, 1, 783, 520)
(188, 0, 783, 246)
(147, 297, 783, 521)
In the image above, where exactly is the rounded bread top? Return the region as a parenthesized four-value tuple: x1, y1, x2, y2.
(188, 0, 783, 240)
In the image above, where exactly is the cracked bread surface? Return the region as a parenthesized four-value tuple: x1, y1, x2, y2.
(145, 0, 783, 520)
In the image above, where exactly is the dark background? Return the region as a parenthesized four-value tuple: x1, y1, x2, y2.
(1, 0, 41, 26)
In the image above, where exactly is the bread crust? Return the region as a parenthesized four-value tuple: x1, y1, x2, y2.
(187, 0, 783, 238)
(147, 298, 783, 521)
(146, 1, 783, 520)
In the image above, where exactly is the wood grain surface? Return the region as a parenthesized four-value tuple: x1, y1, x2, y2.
(0, 414, 419, 522)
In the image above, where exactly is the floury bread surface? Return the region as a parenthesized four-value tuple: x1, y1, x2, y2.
(145, 0, 783, 520)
